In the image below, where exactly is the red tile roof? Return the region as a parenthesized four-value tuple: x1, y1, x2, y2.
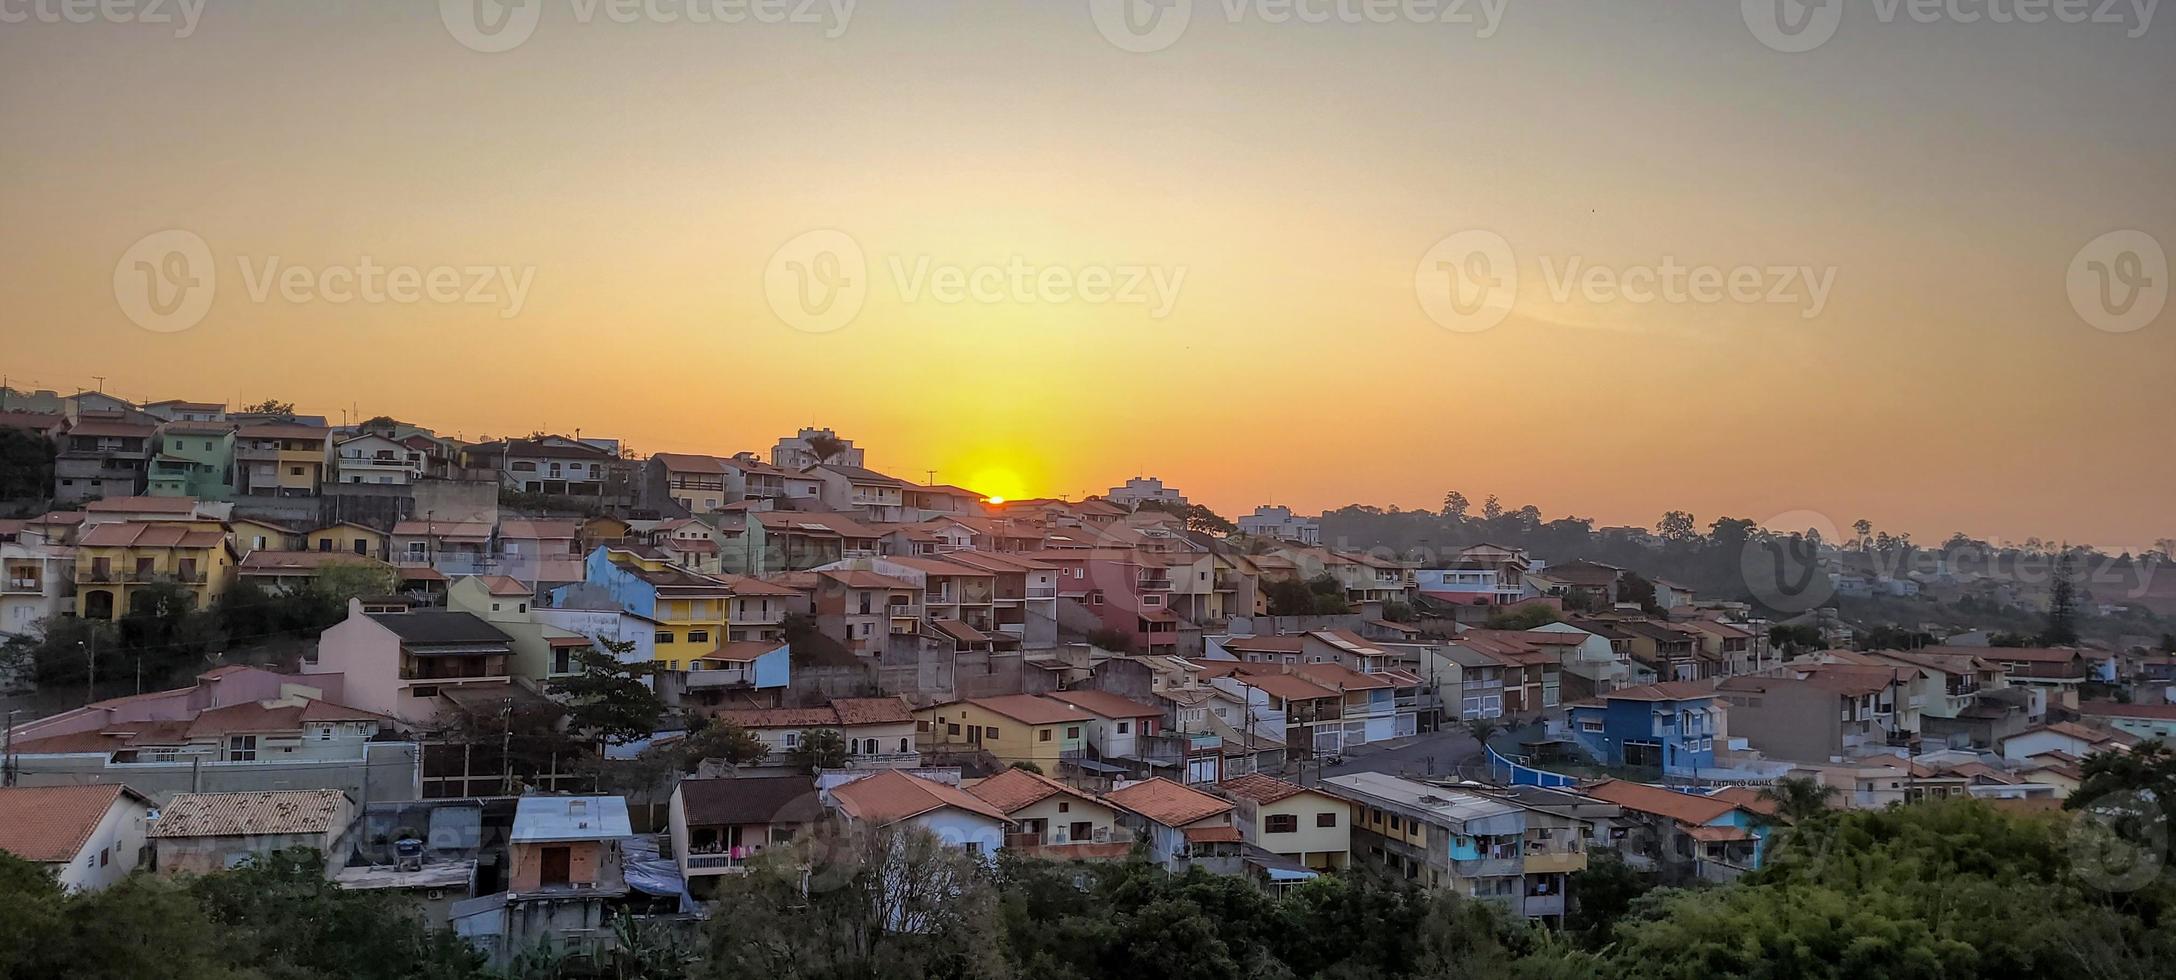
(1582, 779, 1742, 826)
(831, 770, 1009, 825)
(965, 768, 1097, 814)
(0, 785, 142, 863)
(1104, 777, 1234, 827)
(1045, 689, 1163, 719)
(1216, 773, 1310, 805)
(967, 695, 1093, 726)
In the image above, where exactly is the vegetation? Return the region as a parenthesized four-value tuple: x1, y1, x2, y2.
(787, 727, 851, 773)
(1133, 499, 1238, 535)
(236, 399, 296, 418)
(0, 427, 55, 501)
(1263, 573, 1350, 616)
(548, 642, 668, 744)
(1084, 627, 1135, 653)
(1486, 604, 1562, 630)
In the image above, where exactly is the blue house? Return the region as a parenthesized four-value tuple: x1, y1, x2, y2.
(1565, 681, 1720, 778)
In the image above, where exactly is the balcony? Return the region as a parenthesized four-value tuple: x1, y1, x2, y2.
(1452, 856, 1525, 878)
(1521, 840, 1586, 875)
(4, 578, 45, 594)
(685, 667, 754, 688)
(1024, 586, 1057, 599)
(1136, 575, 1172, 591)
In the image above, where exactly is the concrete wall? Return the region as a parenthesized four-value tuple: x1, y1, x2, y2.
(156, 829, 340, 875)
(10, 742, 421, 806)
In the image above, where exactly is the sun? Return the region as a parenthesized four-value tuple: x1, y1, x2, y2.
(986, 495, 1007, 505)
(966, 465, 1029, 503)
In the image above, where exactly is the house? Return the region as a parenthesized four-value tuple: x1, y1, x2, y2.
(142, 399, 226, 422)
(1321, 770, 1585, 919)
(147, 422, 237, 500)
(1043, 688, 1166, 767)
(234, 422, 332, 497)
(903, 483, 988, 520)
(446, 574, 601, 683)
(306, 521, 389, 559)
(333, 433, 426, 485)
(1, 666, 415, 804)
(1615, 620, 1717, 680)
(915, 695, 1092, 773)
(567, 547, 732, 670)
(238, 550, 397, 593)
(647, 453, 735, 514)
(56, 415, 156, 502)
(1104, 776, 1243, 874)
(770, 427, 864, 470)
(828, 770, 1010, 857)
(805, 463, 910, 522)
(0, 785, 155, 891)
(1235, 505, 1320, 545)
(963, 767, 1129, 860)
(1580, 779, 1766, 884)
(229, 516, 301, 555)
(1, 534, 71, 638)
(464, 437, 620, 504)
(2000, 719, 2137, 763)
(2078, 701, 2176, 741)
(149, 789, 356, 874)
(1717, 671, 1905, 762)
(668, 775, 823, 894)
(391, 519, 495, 577)
(1215, 773, 1350, 871)
(810, 567, 923, 655)
(496, 519, 584, 587)
(308, 604, 521, 726)
(1197, 661, 1346, 760)
(1562, 681, 1722, 778)
(73, 519, 236, 620)
(454, 796, 635, 965)
(713, 697, 919, 767)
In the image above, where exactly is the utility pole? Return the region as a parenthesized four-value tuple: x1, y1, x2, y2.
(500, 700, 515, 796)
(84, 635, 95, 705)
(4, 709, 18, 786)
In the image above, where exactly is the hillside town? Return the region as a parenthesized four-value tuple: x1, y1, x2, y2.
(0, 390, 2169, 974)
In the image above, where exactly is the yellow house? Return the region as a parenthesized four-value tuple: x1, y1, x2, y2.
(234, 423, 332, 496)
(590, 547, 732, 669)
(228, 517, 300, 556)
(306, 521, 388, 559)
(915, 695, 1090, 773)
(75, 520, 236, 619)
(1217, 773, 1352, 870)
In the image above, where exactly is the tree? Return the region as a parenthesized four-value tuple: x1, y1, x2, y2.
(1441, 491, 1470, 521)
(1487, 604, 1562, 630)
(1464, 717, 1502, 749)
(0, 427, 56, 499)
(1482, 495, 1505, 521)
(1, 614, 119, 689)
(789, 727, 851, 773)
(2042, 552, 2081, 646)
(237, 399, 296, 418)
(1655, 510, 1698, 543)
(548, 643, 666, 744)
(671, 716, 771, 771)
(1756, 775, 1836, 826)
(1768, 623, 1823, 653)
(700, 825, 1006, 980)
(1565, 850, 1655, 951)
(805, 433, 848, 466)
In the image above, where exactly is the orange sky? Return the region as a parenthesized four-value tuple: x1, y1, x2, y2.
(2, 4, 2171, 547)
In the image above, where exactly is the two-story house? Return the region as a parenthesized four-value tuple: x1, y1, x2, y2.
(234, 422, 331, 497)
(73, 520, 235, 620)
(1321, 770, 1584, 920)
(1562, 681, 1723, 778)
(964, 767, 1129, 860)
(56, 415, 157, 502)
(146, 422, 236, 500)
(668, 774, 823, 892)
(333, 433, 425, 485)
(1215, 773, 1351, 871)
(308, 604, 520, 726)
(1581, 779, 1767, 883)
(915, 695, 1092, 773)
(1105, 776, 1243, 875)
(804, 463, 909, 522)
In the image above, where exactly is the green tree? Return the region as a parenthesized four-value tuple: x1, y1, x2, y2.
(1487, 604, 1562, 630)
(1441, 490, 1471, 521)
(788, 727, 851, 773)
(700, 825, 1006, 980)
(0, 427, 56, 499)
(238, 399, 296, 418)
(548, 643, 667, 744)
(2042, 552, 2081, 646)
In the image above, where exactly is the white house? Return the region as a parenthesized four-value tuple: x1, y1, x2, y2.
(334, 434, 426, 485)
(827, 770, 1010, 858)
(0, 784, 155, 891)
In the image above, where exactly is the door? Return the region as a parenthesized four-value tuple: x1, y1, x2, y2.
(540, 846, 571, 887)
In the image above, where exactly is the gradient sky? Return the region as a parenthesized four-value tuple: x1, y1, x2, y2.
(2, 2, 2171, 547)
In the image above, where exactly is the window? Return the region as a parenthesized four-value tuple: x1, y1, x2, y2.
(1265, 814, 1299, 833)
(289, 465, 304, 476)
(1580, 718, 1604, 733)
(947, 723, 961, 736)
(1116, 721, 1130, 734)
(1066, 726, 1081, 739)
(227, 735, 257, 762)
(897, 737, 909, 753)
(986, 726, 1001, 740)
(688, 630, 709, 644)
(553, 649, 572, 674)
(1316, 811, 1338, 828)
(318, 725, 333, 740)
(410, 685, 439, 698)
(655, 632, 674, 644)
(783, 731, 801, 748)
(100, 847, 110, 867)
(1058, 801, 1070, 813)
(1039, 729, 1052, 742)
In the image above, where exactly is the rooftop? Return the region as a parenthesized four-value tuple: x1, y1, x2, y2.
(149, 789, 351, 838)
(510, 796, 634, 842)
(1104, 777, 1234, 827)
(0, 785, 144, 863)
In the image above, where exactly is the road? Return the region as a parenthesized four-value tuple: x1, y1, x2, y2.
(1315, 729, 1485, 781)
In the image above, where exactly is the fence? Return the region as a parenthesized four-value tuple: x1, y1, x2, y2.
(1485, 744, 1579, 788)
